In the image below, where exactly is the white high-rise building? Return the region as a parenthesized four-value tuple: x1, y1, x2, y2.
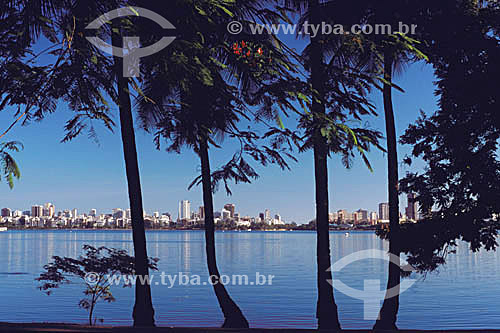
(178, 200, 191, 221)
(329, 212, 338, 222)
(221, 209, 231, 220)
(72, 208, 78, 219)
(337, 210, 347, 223)
(43, 203, 55, 217)
(273, 213, 285, 225)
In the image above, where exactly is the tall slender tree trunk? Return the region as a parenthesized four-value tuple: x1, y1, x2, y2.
(309, 0, 341, 330)
(112, 28, 155, 327)
(374, 48, 400, 330)
(199, 138, 249, 328)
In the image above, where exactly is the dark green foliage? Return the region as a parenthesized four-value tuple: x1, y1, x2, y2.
(0, 2, 63, 143)
(37, 245, 159, 325)
(387, 0, 500, 274)
(0, 1, 119, 142)
(0, 141, 22, 189)
(136, 1, 300, 193)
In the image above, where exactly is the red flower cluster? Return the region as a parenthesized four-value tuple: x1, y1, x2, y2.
(231, 41, 272, 73)
(232, 41, 264, 58)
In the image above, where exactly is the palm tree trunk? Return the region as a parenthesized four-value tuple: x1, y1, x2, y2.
(112, 28, 155, 327)
(310, 0, 341, 329)
(373, 48, 400, 330)
(199, 138, 249, 328)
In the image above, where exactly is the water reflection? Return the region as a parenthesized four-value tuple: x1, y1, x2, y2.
(0, 230, 498, 329)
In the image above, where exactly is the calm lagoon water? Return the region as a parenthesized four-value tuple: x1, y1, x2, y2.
(0, 230, 498, 329)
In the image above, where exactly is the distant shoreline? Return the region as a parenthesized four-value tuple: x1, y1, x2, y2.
(0, 226, 378, 232)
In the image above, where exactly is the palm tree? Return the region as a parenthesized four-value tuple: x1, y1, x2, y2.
(373, 43, 401, 330)
(13, 1, 157, 325)
(29, 1, 156, 325)
(139, 69, 251, 327)
(194, 88, 250, 328)
(309, 1, 340, 329)
(373, 41, 427, 332)
(275, 2, 341, 328)
(110, 26, 155, 326)
(278, 1, 384, 329)
(135, 1, 298, 327)
(359, 6, 427, 329)
(0, 141, 22, 189)
(134, 3, 252, 326)
(320, 2, 428, 327)
(306, 1, 428, 327)
(59, 3, 157, 325)
(199, 144, 249, 328)
(2, 1, 157, 325)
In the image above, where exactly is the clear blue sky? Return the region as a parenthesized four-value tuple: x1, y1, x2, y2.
(0, 32, 438, 224)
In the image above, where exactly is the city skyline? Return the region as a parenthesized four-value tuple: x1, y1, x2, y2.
(1, 192, 420, 224)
